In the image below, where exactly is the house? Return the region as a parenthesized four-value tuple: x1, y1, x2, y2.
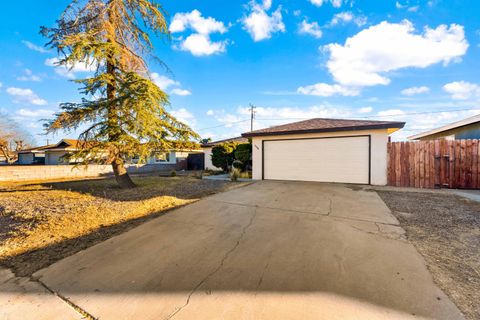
(201, 136, 249, 170)
(242, 118, 405, 185)
(17, 145, 55, 165)
(43, 139, 197, 168)
(43, 139, 85, 165)
(408, 114, 480, 141)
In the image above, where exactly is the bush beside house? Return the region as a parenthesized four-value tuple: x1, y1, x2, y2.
(211, 142, 252, 173)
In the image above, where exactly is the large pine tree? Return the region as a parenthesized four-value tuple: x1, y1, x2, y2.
(42, 0, 199, 188)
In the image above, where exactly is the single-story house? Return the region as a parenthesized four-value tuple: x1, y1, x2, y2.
(408, 114, 480, 141)
(17, 145, 55, 165)
(201, 136, 249, 170)
(242, 118, 405, 185)
(43, 139, 85, 165)
(43, 139, 197, 167)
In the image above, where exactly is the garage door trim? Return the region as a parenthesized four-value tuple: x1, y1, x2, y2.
(261, 135, 371, 184)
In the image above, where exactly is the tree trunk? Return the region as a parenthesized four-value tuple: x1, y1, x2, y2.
(106, 5, 135, 188)
(111, 157, 136, 188)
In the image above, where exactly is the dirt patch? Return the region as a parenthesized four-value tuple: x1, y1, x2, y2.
(0, 176, 246, 276)
(377, 190, 480, 320)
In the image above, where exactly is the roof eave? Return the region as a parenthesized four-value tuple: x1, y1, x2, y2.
(242, 123, 406, 138)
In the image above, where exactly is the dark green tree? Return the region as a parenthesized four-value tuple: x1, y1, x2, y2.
(211, 142, 237, 172)
(42, 0, 199, 188)
(234, 143, 251, 163)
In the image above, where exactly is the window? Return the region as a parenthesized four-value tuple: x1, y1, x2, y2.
(154, 152, 170, 163)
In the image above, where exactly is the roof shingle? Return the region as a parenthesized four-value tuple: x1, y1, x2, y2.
(242, 118, 405, 137)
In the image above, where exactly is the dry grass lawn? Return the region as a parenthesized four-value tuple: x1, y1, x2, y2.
(0, 175, 243, 276)
(378, 190, 480, 320)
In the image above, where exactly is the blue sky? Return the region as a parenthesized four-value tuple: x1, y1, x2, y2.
(0, 0, 479, 145)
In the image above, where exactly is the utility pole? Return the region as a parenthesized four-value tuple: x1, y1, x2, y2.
(249, 104, 256, 132)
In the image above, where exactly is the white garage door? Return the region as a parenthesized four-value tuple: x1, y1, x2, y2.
(263, 136, 370, 184)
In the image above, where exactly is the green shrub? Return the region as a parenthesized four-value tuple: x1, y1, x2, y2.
(234, 143, 252, 163)
(232, 160, 243, 170)
(211, 142, 237, 172)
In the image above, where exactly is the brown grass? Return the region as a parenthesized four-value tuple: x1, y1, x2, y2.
(0, 175, 243, 276)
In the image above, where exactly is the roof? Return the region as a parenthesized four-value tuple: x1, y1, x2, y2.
(408, 114, 480, 140)
(17, 144, 56, 154)
(43, 139, 84, 151)
(201, 136, 249, 147)
(241, 118, 406, 138)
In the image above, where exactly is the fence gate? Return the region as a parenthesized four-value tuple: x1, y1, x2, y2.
(387, 140, 480, 189)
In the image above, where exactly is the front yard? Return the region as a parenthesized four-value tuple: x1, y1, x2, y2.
(0, 175, 244, 277)
(377, 190, 480, 320)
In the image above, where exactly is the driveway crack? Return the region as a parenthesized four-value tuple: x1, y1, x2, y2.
(32, 276, 97, 320)
(164, 207, 258, 320)
(255, 253, 272, 292)
(326, 198, 333, 216)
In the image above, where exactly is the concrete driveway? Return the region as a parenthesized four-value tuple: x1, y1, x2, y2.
(24, 181, 463, 319)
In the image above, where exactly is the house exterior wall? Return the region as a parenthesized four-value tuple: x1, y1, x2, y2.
(203, 147, 216, 170)
(18, 153, 34, 165)
(45, 151, 69, 165)
(251, 129, 390, 185)
(417, 122, 480, 141)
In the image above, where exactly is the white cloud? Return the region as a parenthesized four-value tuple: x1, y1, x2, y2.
(171, 88, 192, 96)
(377, 109, 405, 117)
(299, 20, 322, 38)
(16, 69, 41, 82)
(16, 108, 54, 117)
(45, 57, 96, 79)
(22, 40, 48, 53)
(309, 0, 343, 7)
(6, 87, 47, 106)
(151, 73, 192, 96)
(179, 34, 227, 56)
(324, 21, 468, 87)
(151, 73, 179, 90)
(330, 12, 367, 27)
(169, 10, 228, 56)
(396, 1, 420, 12)
(206, 109, 215, 116)
(171, 108, 195, 126)
(242, 1, 285, 42)
(358, 106, 373, 113)
(401, 86, 430, 96)
(170, 9, 227, 35)
(443, 81, 480, 100)
(297, 83, 359, 97)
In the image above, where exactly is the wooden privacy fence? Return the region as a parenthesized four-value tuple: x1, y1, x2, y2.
(387, 140, 480, 189)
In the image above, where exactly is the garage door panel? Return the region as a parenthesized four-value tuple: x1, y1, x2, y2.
(264, 136, 370, 184)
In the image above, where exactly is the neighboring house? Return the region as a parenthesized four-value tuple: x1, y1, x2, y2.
(408, 114, 480, 141)
(43, 139, 85, 165)
(242, 118, 405, 185)
(18, 145, 55, 165)
(42, 139, 197, 168)
(201, 136, 249, 170)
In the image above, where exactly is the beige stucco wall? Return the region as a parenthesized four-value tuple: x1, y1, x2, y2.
(203, 147, 216, 170)
(0, 163, 181, 182)
(45, 151, 68, 165)
(251, 129, 390, 185)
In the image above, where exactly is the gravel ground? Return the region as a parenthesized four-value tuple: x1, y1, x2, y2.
(0, 176, 246, 276)
(377, 190, 480, 320)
